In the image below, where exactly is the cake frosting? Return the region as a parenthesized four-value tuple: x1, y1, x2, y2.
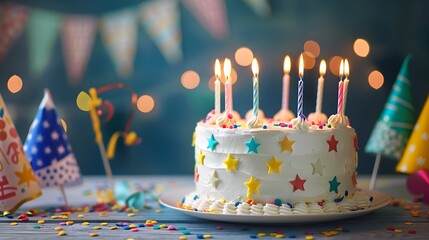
(182, 110, 371, 215)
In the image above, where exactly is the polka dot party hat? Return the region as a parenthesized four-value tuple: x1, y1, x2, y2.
(396, 95, 429, 174)
(24, 89, 82, 189)
(0, 92, 41, 212)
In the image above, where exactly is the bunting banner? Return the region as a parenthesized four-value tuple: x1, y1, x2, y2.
(182, 0, 229, 39)
(100, 9, 138, 77)
(244, 0, 271, 17)
(0, 3, 28, 61)
(61, 16, 96, 86)
(140, 0, 183, 64)
(28, 9, 61, 75)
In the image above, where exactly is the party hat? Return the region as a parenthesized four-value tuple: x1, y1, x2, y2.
(396, 95, 429, 174)
(365, 55, 415, 160)
(0, 93, 41, 212)
(24, 89, 82, 189)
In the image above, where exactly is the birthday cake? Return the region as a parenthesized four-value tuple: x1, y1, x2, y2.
(180, 57, 372, 215)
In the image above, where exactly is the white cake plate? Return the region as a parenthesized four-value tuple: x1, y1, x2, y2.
(159, 187, 391, 224)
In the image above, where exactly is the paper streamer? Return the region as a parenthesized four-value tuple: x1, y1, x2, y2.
(100, 9, 137, 77)
(61, 16, 96, 85)
(365, 55, 415, 160)
(28, 9, 61, 75)
(140, 0, 182, 64)
(0, 93, 41, 212)
(24, 89, 82, 188)
(182, 0, 229, 39)
(0, 3, 28, 61)
(244, 0, 271, 17)
(396, 95, 429, 174)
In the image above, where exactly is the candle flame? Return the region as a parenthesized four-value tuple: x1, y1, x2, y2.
(319, 60, 326, 76)
(339, 59, 344, 77)
(252, 58, 259, 77)
(215, 59, 221, 78)
(224, 58, 231, 80)
(299, 54, 304, 77)
(344, 59, 350, 77)
(283, 55, 291, 73)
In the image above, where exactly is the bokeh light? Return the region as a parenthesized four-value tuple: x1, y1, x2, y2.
(208, 76, 225, 93)
(60, 119, 68, 133)
(234, 47, 254, 66)
(137, 95, 155, 113)
(368, 70, 384, 89)
(76, 91, 92, 111)
(329, 56, 343, 76)
(353, 38, 370, 57)
(300, 52, 316, 70)
(304, 40, 321, 58)
(7, 75, 23, 93)
(181, 70, 200, 89)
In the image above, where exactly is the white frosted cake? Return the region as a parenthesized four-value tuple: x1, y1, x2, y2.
(180, 114, 372, 215)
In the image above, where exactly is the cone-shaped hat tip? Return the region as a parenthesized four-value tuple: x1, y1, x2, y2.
(400, 54, 412, 75)
(40, 88, 55, 110)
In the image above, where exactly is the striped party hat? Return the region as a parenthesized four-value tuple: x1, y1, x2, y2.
(365, 55, 415, 160)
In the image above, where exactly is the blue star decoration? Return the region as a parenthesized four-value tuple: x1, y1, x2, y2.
(207, 134, 218, 151)
(329, 176, 341, 193)
(245, 136, 261, 154)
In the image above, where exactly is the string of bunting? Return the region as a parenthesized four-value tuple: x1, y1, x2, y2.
(0, 0, 269, 84)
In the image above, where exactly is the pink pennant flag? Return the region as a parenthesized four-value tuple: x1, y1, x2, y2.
(140, 0, 182, 64)
(182, 0, 229, 39)
(0, 3, 28, 61)
(61, 16, 96, 85)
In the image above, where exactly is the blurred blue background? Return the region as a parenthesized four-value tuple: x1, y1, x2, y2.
(0, 0, 428, 175)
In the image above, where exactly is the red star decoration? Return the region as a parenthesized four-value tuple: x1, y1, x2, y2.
(289, 174, 306, 192)
(194, 167, 199, 183)
(354, 133, 359, 150)
(327, 135, 339, 152)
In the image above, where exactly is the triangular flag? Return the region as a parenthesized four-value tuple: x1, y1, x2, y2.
(182, 0, 229, 39)
(365, 55, 415, 160)
(244, 0, 271, 17)
(0, 3, 28, 61)
(396, 95, 429, 174)
(140, 0, 183, 64)
(24, 89, 82, 188)
(0, 93, 41, 212)
(61, 16, 96, 86)
(28, 9, 61, 75)
(100, 9, 137, 77)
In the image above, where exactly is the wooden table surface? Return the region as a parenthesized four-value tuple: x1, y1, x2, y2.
(0, 175, 428, 239)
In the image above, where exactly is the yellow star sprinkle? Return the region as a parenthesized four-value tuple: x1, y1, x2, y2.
(244, 176, 261, 199)
(197, 150, 205, 165)
(278, 135, 295, 153)
(223, 154, 238, 171)
(191, 131, 196, 147)
(15, 163, 38, 187)
(266, 156, 283, 174)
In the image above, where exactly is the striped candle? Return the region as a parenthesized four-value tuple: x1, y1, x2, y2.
(342, 59, 350, 115)
(224, 58, 232, 115)
(297, 54, 304, 117)
(252, 58, 259, 117)
(338, 81, 344, 114)
(214, 59, 221, 115)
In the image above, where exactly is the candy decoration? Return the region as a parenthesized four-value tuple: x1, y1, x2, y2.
(0, 92, 41, 212)
(396, 95, 429, 174)
(406, 170, 429, 205)
(24, 89, 82, 206)
(366, 55, 415, 189)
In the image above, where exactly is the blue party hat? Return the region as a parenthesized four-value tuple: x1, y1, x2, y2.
(24, 89, 82, 188)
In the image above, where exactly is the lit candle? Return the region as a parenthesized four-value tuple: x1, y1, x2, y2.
(337, 59, 344, 115)
(282, 56, 291, 110)
(297, 54, 304, 118)
(214, 59, 221, 115)
(224, 58, 232, 115)
(251, 58, 260, 117)
(342, 59, 350, 115)
(316, 60, 326, 113)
